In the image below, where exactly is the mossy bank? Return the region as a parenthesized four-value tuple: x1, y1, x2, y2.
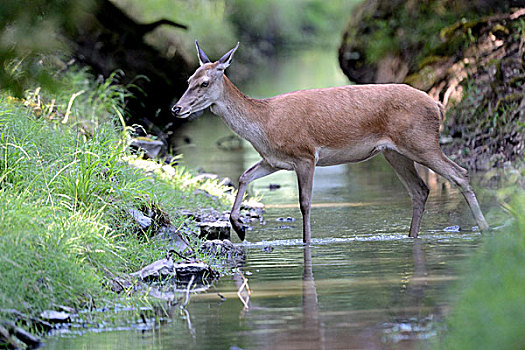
(339, 0, 524, 170)
(0, 69, 236, 345)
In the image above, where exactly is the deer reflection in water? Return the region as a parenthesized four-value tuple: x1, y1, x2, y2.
(233, 240, 437, 350)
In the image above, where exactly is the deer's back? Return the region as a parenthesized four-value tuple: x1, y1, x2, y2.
(262, 84, 441, 158)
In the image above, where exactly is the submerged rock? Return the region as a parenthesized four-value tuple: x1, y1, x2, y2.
(276, 217, 295, 222)
(444, 225, 461, 232)
(200, 239, 245, 267)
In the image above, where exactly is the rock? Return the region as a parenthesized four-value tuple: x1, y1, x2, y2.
(108, 277, 134, 294)
(56, 305, 76, 313)
(130, 138, 165, 159)
(276, 217, 295, 222)
(131, 258, 217, 284)
(219, 177, 235, 188)
(262, 246, 274, 253)
(0, 309, 53, 332)
(154, 225, 192, 253)
(0, 323, 19, 349)
(129, 209, 152, 229)
(200, 239, 245, 266)
(194, 173, 219, 182)
(198, 221, 231, 240)
(193, 189, 219, 201)
(1, 322, 41, 348)
(444, 225, 461, 232)
(241, 199, 264, 211)
(40, 310, 70, 323)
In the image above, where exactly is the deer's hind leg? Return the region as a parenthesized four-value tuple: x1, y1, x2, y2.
(383, 149, 429, 238)
(419, 151, 489, 231)
(396, 145, 489, 232)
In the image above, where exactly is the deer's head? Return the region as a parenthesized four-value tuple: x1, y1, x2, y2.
(171, 41, 239, 118)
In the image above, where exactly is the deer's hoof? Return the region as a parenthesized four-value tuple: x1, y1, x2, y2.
(236, 227, 245, 241)
(230, 217, 246, 241)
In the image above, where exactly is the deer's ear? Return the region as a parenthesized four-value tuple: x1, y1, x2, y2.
(195, 41, 211, 66)
(216, 42, 239, 71)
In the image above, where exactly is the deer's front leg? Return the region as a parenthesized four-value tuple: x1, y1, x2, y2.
(295, 160, 315, 244)
(230, 160, 277, 241)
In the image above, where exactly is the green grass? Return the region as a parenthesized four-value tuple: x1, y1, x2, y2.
(0, 69, 232, 324)
(435, 191, 525, 349)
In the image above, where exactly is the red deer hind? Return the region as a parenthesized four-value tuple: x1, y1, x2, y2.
(171, 42, 489, 243)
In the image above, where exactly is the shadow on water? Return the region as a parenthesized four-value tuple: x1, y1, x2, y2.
(46, 48, 498, 349)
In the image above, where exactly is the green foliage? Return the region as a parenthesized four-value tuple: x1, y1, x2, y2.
(113, 0, 237, 60)
(362, 2, 478, 66)
(0, 69, 231, 320)
(435, 192, 525, 350)
(227, 0, 359, 47)
(0, 0, 94, 96)
(113, 0, 359, 63)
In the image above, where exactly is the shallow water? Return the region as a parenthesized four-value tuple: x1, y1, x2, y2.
(46, 48, 493, 349)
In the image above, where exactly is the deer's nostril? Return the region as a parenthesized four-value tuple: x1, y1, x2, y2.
(171, 106, 181, 115)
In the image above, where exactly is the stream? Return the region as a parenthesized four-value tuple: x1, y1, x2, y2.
(47, 48, 495, 349)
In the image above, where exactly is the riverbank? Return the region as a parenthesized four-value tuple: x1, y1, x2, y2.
(339, 2, 524, 171)
(0, 69, 239, 347)
(434, 189, 525, 349)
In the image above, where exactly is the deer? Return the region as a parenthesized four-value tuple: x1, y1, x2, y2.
(171, 42, 489, 244)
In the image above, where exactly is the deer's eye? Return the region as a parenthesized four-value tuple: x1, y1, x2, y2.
(201, 81, 209, 87)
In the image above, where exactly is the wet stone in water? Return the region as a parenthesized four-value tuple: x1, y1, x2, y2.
(262, 246, 274, 253)
(443, 225, 461, 232)
(276, 217, 295, 222)
(200, 239, 246, 267)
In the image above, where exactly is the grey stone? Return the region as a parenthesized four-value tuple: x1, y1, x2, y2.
(131, 258, 217, 283)
(130, 138, 164, 159)
(194, 173, 219, 181)
(198, 221, 231, 240)
(40, 310, 70, 323)
(129, 209, 152, 229)
(444, 225, 461, 232)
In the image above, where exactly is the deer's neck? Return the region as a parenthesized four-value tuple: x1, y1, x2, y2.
(210, 76, 269, 145)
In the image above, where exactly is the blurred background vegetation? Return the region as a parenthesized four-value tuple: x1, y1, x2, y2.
(113, 0, 359, 61)
(0, 0, 94, 96)
(0, 0, 359, 97)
